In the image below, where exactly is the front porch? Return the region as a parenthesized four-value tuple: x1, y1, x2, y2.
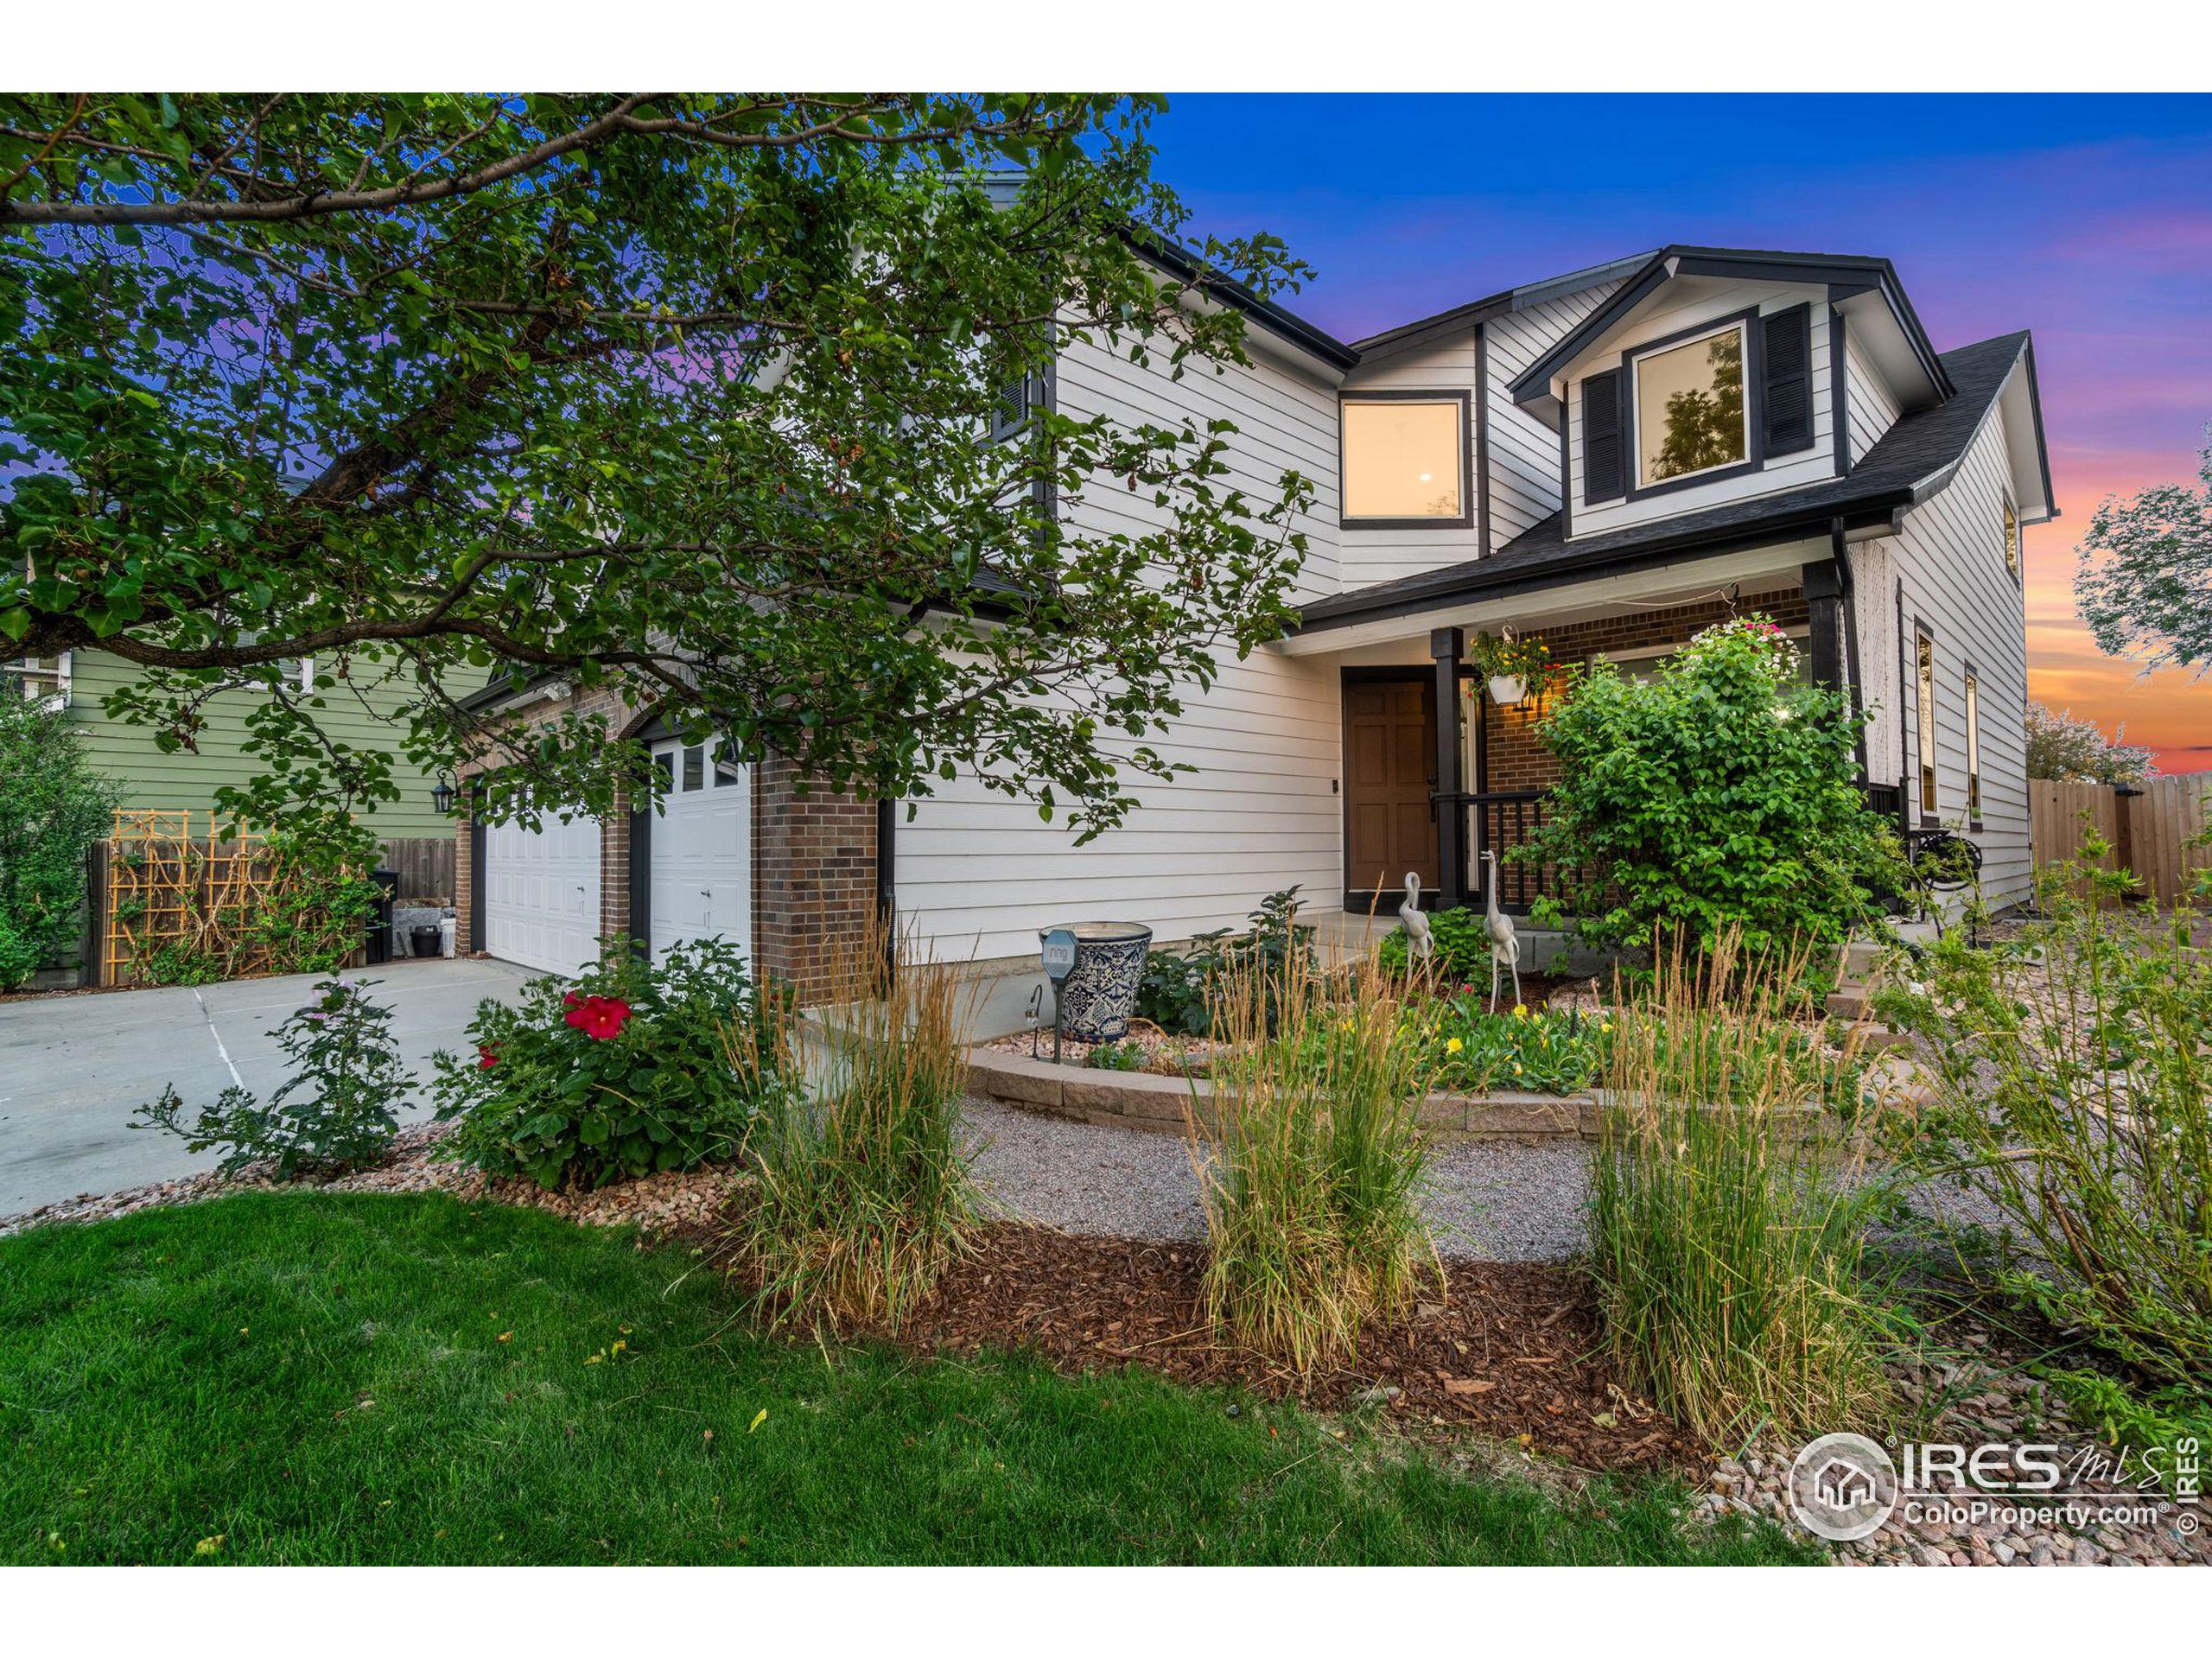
(1283, 534, 1863, 918)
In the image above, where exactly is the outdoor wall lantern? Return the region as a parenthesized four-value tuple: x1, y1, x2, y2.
(430, 774, 458, 816)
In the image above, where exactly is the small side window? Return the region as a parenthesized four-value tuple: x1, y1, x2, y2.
(1916, 632, 1939, 816)
(2002, 501, 2020, 580)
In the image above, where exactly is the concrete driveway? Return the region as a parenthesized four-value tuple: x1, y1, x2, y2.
(0, 957, 537, 1217)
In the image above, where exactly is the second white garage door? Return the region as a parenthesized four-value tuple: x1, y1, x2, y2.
(483, 810, 603, 977)
(648, 734, 752, 966)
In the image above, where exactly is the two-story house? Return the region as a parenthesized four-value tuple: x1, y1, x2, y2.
(455, 244, 2052, 999)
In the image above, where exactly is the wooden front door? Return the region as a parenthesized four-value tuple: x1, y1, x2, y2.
(1343, 675, 1437, 899)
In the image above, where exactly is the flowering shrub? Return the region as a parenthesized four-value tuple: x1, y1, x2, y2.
(1516, 611, 1902, 964)
(134, 976, 405, 1176)
(432, 938, 788, 1190)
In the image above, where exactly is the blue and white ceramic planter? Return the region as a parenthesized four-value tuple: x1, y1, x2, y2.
(1043, 922, 1154, 1043)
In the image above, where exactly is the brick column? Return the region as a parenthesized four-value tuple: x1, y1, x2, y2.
(751, 753, 879, 1002)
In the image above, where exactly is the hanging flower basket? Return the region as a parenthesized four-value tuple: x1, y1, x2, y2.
(1472, 631, 1555, 709)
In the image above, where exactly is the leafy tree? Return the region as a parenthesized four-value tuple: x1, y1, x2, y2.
(2024, 701, 2157, 787)
(0, 94, 1313, 841)
(1516, 617, 1902, 958)
(0, 689, 121, 987)
(2075, 429, 2212, 677)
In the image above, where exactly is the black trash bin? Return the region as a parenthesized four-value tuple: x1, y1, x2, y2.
(408, 924, 443, 961)
(365, 868, 399, 963)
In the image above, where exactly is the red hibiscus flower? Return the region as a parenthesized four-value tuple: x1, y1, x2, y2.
(477, 1043, 499, 1069)
(562, 994, 632, 1041)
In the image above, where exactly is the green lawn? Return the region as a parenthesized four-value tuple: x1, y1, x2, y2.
(2, 1192, 1815, 1565)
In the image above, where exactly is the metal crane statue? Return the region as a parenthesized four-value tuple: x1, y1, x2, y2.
(1398, 872, 1433, 967)
(1480, 849, 1522, 1012)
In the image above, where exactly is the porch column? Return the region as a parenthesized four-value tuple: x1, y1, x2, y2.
(1430, 626, 1468, 910)
(1802, 556, 1847, 691)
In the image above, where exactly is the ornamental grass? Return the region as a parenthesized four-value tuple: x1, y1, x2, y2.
(733, 918, 980, 1336)
(1191, 947, 1434, 1372)
(1875, 837, 2212, 1394)
(1590, 929, 1897, 1445)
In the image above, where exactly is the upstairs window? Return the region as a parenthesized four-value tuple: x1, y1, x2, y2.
(2003, 501, 2020, 580)
(1340, 395, 1469, 526)
(1964, 670, 1982, 821)
(3, 652, 70, 708)
(1634, 321, 1747, 487)
(1916, 631, 1939, 816)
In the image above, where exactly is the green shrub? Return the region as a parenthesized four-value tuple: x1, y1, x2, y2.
(1136, 887, 1313, 1036)
(1591, 933, 1897, 1443)
(737, 928, 977, 1334)
(1516, 613, 1903, 960)
(0, 692, 121, 988)
(1195, 950, 1433, 1370)
(133, 976, 406, 1177)
(1374, 906, 1492, 984)
(432, 938, 784, 1190)
(1875, 836, 2211, 1392)
(1085, 1039, 1145, 1071)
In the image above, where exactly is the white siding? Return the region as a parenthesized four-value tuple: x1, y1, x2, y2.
(1484, 279, 1626, 546)
(1890, 392, 2033, 906)
(893, 330, 1347, 963)
(1844, 321, 1903, 465)
(1565, 282, 1838, 539)
(1336, 329, 1481, 584)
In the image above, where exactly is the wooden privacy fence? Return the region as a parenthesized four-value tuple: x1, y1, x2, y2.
(380, 836, 455, 904)
(2031, 774, 2212, 906)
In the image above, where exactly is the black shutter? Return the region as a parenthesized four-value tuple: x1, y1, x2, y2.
(1762, 305, 1814, 456)
(1582, 369, 1624, 501)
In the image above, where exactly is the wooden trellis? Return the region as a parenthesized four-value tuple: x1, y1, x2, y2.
(103, 809, 282, 986)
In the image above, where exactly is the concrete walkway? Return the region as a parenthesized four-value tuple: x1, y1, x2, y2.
(0, 958, 537, 1216)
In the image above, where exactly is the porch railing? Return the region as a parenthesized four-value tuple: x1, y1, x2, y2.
(1456, 789, 1585, 916)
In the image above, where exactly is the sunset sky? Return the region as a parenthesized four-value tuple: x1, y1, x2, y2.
(1149, 94, 2212, 773)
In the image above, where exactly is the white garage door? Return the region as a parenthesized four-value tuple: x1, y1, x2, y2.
(648, 735, 752, 967)
(483, 809, 603, 977)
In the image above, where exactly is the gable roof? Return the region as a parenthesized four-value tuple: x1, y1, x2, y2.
(1295, 330, 2042, 634)
(1346, 251, 1656, 362)
(1503, 245, 1952, 412)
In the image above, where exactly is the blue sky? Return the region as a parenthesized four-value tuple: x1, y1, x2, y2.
(1146, 94, 2212, 767)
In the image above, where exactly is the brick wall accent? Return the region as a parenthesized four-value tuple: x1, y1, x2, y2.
(750, 754, 879, 1002)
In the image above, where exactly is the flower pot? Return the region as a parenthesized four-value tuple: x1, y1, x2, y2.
(1487, 674, 1526, 705)
(408, 925, 443, 960)
(1040, 922, 1153, 1043)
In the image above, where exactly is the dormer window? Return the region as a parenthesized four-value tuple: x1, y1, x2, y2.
(1338, 393, 1471, 528)
(1634, 321, 1748, 487)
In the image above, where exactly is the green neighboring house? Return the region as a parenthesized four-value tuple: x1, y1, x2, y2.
(5, 650, 475, 838)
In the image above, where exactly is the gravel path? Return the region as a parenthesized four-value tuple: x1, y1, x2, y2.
(962, 1096, 1594, 1261)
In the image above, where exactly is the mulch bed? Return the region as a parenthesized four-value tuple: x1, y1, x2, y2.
(880, 1222, 1700, 1475)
